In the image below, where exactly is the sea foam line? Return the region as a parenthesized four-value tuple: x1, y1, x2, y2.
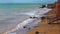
(1, 18, 35, 34)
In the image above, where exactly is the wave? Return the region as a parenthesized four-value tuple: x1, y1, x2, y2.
(1, 18, 35, 34)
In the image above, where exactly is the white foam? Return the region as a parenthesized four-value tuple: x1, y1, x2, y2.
(4, 18, 35, 34)
(20, 8, 52, 18)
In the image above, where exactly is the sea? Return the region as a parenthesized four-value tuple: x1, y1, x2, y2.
(0, 4, 42, 34)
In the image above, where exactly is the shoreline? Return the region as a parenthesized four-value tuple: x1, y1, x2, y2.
(0, 7, 52, 34)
